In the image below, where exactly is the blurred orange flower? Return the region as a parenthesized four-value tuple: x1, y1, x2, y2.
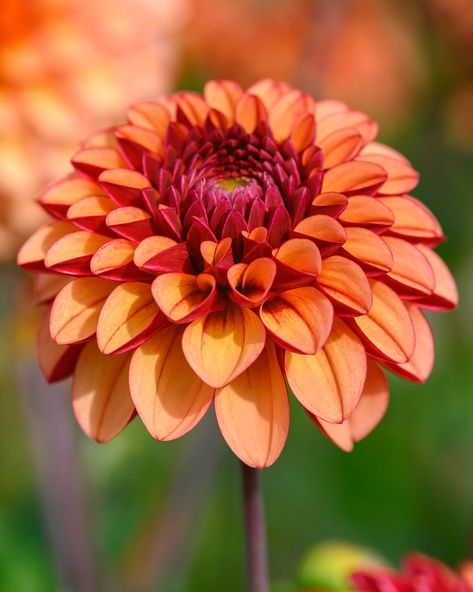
(18, 79, 457, 467)
(0, 0, 186, 260)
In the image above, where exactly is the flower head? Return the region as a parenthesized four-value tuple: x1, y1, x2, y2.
(352, 553, 472, 592)
(18, 79, 458, 467)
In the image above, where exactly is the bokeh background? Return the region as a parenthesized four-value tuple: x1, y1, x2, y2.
(1, 0, 472, 590)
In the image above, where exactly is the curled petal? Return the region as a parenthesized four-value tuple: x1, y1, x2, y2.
(379, 196, 444, 243)
(416, 245, 458, 310)
(383, 237, 435, 297)
(318, 128, 364, 169)
(38, 308, 82, 383)
(317, 256, 372, 315)
(126, 101, 171, 136)
(260, 286, 333, 354)
(286, 319, 367, 423)
(45, 231, 111, 275)
(17, 221, 76, 271)
(50, 277, 115, 344)
(204, 80, 243, 122)
(228, 258, 276, 307)
(352, 280, 415, 364)
(385, 304, 434, 383)
(293, 215, 346, 247)
(129, 326, 214, 441)
(273, 238, 322, 290)
(339, 195, 394, 229)
(322, 161, 387, 195)
(235, 94, 268, 133)
(342, 227, 393, 274)
(72, 342, 134, 442)
(175, 92, 210, 126)
(97, 282, 165, 355)
(311, 192, 348, 217)
(215, 341, 289, 468)
(315, 359, 389, 451)
(152, 273, 218, 323)
(182, 303, 266, 388)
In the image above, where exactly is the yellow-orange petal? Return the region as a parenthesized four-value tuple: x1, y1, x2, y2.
(416, 245, 458, 310)
(322, 161, 387, 194)
(72, 342, 134, 443)
(317, 256, 372, 315)
(247, 79, 291, 109)
(316, 110, 377, 144)
(182, 303, 266, 388)
(235, 94, 268, 133)
(269, 90, 313, 143)
(97, 282, 163, 355)
(352, 280, 415, 363)
(134, 236, 178, 268)
(90, 239, 135, 277)
(273, 238, 322, 277)
(17, 221, 76, 270)
(339, 195, 395, 228)
(290, 113, 316, 152)
(50, 277, 115, 345)
(378, 196, 443, 242)
(293, 215, 346, 245)
(357, 154, 419, 195)
(260, 287, 333, 354)
(204, 80, 243, 122)
(383, 237, 435, 296)
(115, 124, 163, 155)
(34, 274, 71, 304)
(318, 128, 364, 169)
(126, 101, 171, 136)
(316, 359, 389, 451)
(67, 196, 116, 230)
(385, 303, 434, 383)
(342, 227, 393, 273)
(227, 258, 276, 307)
(40, 176, 105, 216)
(175, 92, 210, 126)
(129, 326, 214, 441)
(44, 231, 111, 274)
(37, 308, 82, 383)
(72, 147, 125, 177)
(152, 273, 217, 323)
(286, 318, 367, 423)
(215, 341, 289, 468)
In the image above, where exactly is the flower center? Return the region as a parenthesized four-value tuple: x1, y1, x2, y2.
(216, 177, 251, 191)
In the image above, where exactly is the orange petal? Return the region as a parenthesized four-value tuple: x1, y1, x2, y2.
(90, 239, 135, 277)
(152, 273, 218, 323)
(175, 92, 210, 126)
(247, 78, 291, 109)
(286, 318, 367, 423)
(182, 303, 266, 388)
(357, 154, 419, 195)
(204, 80, 243, 122)
(72, 147, 125, 178)
(316, 110, 377, 144)
(316, 359, 389, 450)
(115, 124, 163, 154)
(126, 101, 171, 136)
(106, 206, 153, 241)
(322, 161, 387, 194)
(342, 227, 393, 273)
(34, 274, 71, 304)
(383, 237, 435, 296)
(40, 175, 104, 217)
(72, 342, 134, 442)
(99, 168, 151, 205)
(318, 128, 364, 169)
(227, 258, 276, 307)
(67, 196, 116, 231)
(293, 215, 346, 246)
(97, 282, 164, 355)
(134, 236, 178, 268)
(260, 287, 333, 354)
(37, 307, 82, 383)
(50, 277, 115, 344)
(235, 94, 268, 133)
(215, 340, 289, 468)
(17, 221, 76, 271)
(290, 113, 316, 152)
(339, 195, 394, 229)
(269, 90, 314, 142)
(314, 99, 347, 120)
(317, 256, 372, 315)
(44, 231, 111, 274)
(273, 238, 322, 277)
(379, 195, 443, 242)
(129, 326, 214, 441)
(360, 141, 409, 163)
(416, 245, 458, 310)
(352, 280, 415, 363)
(385, 303, 434, 383)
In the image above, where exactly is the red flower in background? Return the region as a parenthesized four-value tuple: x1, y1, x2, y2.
(18, 79, 457, 467)
(352, 553, 472, 592)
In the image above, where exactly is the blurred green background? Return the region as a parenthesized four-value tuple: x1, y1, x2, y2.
(1, 0, 473, 591)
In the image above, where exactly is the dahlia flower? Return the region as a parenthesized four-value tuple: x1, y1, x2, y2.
(0, 0, 185, 260)
(352, 553, 472, 592)
(18, 79, 457, 468)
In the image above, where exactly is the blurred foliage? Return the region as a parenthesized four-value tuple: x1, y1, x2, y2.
(1, 0, 473, 590)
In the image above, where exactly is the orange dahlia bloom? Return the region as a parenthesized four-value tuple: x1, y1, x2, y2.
(0, 0, 185, 260)
(18, 80, 458, 468)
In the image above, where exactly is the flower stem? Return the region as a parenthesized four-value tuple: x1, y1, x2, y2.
(241, 462, 269, 592)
